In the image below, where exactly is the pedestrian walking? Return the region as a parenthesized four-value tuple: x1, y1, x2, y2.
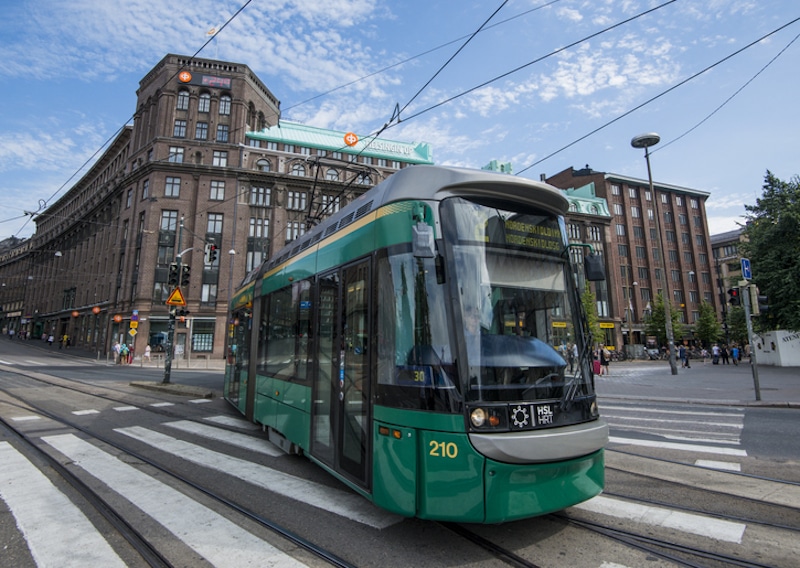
(732, 346, 739, 365)
(112, 341, 121, 364)
(47, 334, 54, 346)
(600, 345, 611, 376)
(721, 346, 730, 365)
(144, 344, 152, 364)
(679, 344, 690, 368)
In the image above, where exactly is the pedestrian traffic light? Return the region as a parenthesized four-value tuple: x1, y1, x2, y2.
(168, 262, 179, 286)
(204, 243, 218, 264)
(750, 285, 769, 316)
(727, 287, 740, 306)
(180, 264, 191, 286)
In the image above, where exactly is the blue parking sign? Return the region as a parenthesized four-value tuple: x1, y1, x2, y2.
(741, 258, 752, 280)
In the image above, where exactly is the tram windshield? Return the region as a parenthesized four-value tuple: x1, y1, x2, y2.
(441, 197, 591, 404)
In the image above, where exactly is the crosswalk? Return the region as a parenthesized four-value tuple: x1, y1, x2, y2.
(601, 401, 748, 468)
(2, 405, 754, 567)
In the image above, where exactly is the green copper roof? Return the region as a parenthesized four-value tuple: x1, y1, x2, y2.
(562, 182, 611, 217)
(247, 121, 434, 164)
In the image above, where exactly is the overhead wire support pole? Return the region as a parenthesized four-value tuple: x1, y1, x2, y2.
(741, 280, 762, 401)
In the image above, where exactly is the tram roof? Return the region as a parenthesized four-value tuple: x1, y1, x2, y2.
(252, 165, 569, 281)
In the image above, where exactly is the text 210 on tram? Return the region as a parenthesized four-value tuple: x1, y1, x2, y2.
(224, 165, 608, 523)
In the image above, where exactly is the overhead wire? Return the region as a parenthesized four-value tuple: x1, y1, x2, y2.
(515, 15, 800, 175)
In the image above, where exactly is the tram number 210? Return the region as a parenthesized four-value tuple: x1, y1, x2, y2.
(429, 440, 459, 459)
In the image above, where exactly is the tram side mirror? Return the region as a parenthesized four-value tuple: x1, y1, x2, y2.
(412, 222, 436, 258)
(584, 253, 606, 281)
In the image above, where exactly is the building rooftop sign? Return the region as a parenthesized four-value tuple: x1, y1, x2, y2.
(247, 121, 434, 164)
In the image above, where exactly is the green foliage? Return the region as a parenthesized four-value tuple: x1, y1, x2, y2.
(694, 301, 722, 347)
(581, 282, 601, 346)
(725, 306, 748, 345)
(644, 293, 684, 347)
(739, 171, 800, 332)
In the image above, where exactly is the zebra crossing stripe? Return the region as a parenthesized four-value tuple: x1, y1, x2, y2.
(42, 433, 308, 567)
(164, 420, 284, 457)
(0, 441, 126, 567)
(115, 425, 402, 529)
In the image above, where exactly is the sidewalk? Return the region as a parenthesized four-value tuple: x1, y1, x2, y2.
(596, 358, 800, 408)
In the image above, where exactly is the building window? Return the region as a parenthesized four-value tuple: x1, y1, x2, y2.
(676, 196, 684, 206)
(173, 120, 187, 138)
(266, 141, 278, 150)
(256, 159, 271, 172)
(684, 251, 693, 263)
(679, 213, 688, 225)
(212, 151, 228, 167)
(326, 169, 339, 181)
(613, 203, 623, 215)
(631, 206, 640, 218)
(291, 164, 305, 177)
(165, 177, 181, 198)
(201, 284, 218, 306)
(284, 144, 295, 153)
(192, 321, 215, 351)
(249, 217, 268, 238)
(207, 213, 223, 234)
(332, 151, 342, 160)
(633, 225, 644, 239)
(216, 124, 229, 142)
(160, 210, 179, 231)
(168, 147, 184, 163)
(249, 138, 260, 147)
(638, 266, 649, 280)
(628, 187, 637, 198)
(648, 208, 654, 220)
(611, 184, 620, 195)
(219, 94, 231, 115)
(126, 189, 133, 209)
(669, 250, 679, 262)
(666, 230, 676, 243)
(695, 234, 705, 246)
(618, 244, 628, 257)
(176, 89, 190, 110)
(210, 180, 225, 201)
(357, 173, 371, 185)
(198, 92, 211, 113)
(321, 194, 340, 214)
(286, 221, 305, 241)
(250, 186, 271, 206)
(287, 191, 307, 210)
(142, 179, 149, 199)
(636, 246, 646, 259)
(644, 190, 652, 201)
(691, 198, 699, 209)
(195, 122, 208, 140)
(298, 146, 310, 155)
(615, 224, 626, 236)
(682, 232, 691, 245)
(568, 223, 581, 240)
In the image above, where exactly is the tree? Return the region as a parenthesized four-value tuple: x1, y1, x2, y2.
(581, 282, 601, 346)
(739, 171, 800, 332)
(725, 306, 748, 345)
(694, 300, 722, 348)
(644, 293, 684, 348)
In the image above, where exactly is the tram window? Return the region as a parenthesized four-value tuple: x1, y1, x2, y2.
(264, 287, 295, 378)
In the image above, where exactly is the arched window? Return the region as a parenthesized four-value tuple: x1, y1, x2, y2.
(256, 159, 271, 172)
(219, 94, 231, 115)
(291, 164, 305, 177)
(198, 92, 211, 113)
(176, 89, 190, 110)
(326, 169, 339, 181)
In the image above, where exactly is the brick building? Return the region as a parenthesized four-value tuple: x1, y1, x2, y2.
(548, 166, 718, 353)
(0, 54, 431, 358)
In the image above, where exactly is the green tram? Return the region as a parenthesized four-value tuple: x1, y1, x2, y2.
(224, 165, 608, 523)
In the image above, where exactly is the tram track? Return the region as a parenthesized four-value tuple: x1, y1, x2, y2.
(0, 376, 356, 568)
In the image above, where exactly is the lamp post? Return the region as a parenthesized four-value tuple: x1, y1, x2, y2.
(631, 132, 678, 375)
(628, 281, 638, 358)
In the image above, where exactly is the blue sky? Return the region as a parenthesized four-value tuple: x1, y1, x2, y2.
(1, 0, 798, 240)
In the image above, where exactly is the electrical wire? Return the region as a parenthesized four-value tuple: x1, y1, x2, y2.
(516, 16, 800, 175)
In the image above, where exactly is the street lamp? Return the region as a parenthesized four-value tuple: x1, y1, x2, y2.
(631, 132, 678, 375)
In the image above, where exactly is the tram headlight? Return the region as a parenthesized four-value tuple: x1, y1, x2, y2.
(469, 406, 508, 430)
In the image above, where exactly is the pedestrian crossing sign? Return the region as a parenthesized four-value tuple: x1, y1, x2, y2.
(166, 287, 186, 306)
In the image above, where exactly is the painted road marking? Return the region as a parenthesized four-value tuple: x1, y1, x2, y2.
(609, 436, 748, 457)
(164, 420, 284, 457)
(0, 442, 126, 567)
(113, 406, 139, 412)
(574, 495, 746, 544)
(695, 459, 742, 472)
(71, 409, 100, 416)
(115, 425, 402, 529)
(43, 434, 309, 567)
(204, 414, 260, 430)
(11, 415, 42, 422)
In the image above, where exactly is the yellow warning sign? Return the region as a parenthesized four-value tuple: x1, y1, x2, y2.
(165, 287, 186, 306)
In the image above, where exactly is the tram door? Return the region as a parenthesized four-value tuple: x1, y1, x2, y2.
(311, 261, 371, 487)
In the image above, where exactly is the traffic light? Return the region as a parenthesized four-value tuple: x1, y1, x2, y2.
(750, 285, 769, 316)
(205, 243, 218, 264)
(180, 265, 191, 286)
(727, 287, 740, 306)
(168, 262, 179, 286)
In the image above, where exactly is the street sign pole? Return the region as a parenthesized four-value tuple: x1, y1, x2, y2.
(740, 279, 761, 401)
